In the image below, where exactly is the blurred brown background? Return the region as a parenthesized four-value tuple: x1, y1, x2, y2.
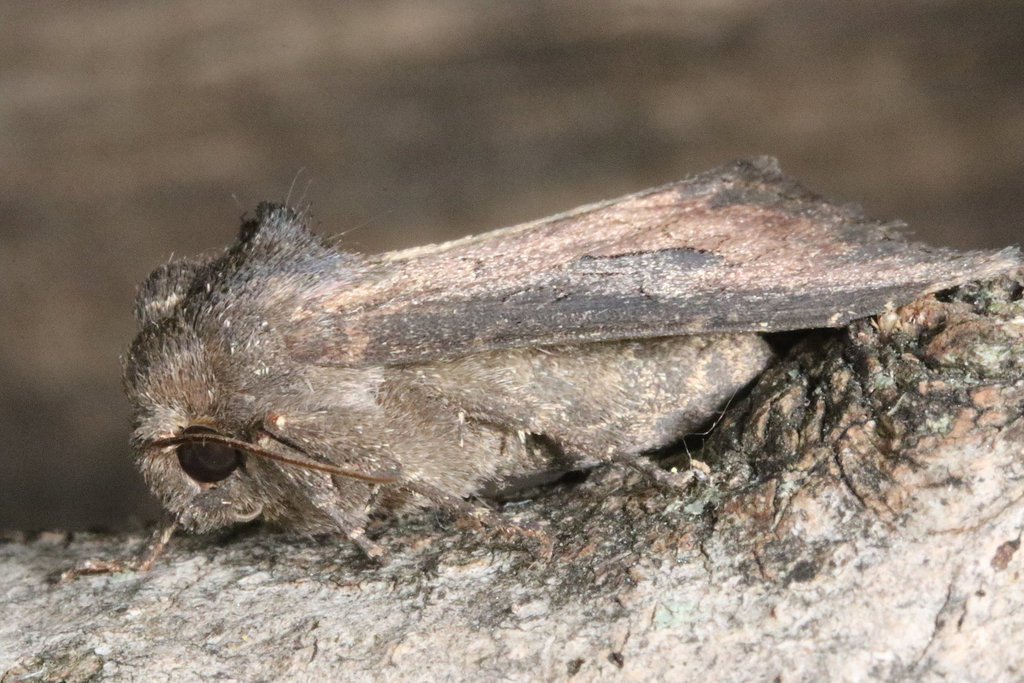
(1, 1, 1021, 531)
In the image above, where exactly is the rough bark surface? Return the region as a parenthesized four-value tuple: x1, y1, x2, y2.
(2, 274, 1023, 682)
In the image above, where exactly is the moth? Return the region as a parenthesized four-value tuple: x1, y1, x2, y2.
(122, 157, 1018, 561)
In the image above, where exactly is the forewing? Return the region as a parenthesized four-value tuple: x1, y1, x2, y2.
(289, 157, 1019, 366)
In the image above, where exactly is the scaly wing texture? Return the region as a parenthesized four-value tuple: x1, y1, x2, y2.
(289, 157, 1019, 366)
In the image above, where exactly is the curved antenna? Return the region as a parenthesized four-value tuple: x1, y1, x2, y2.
(147, 432, 400, 484)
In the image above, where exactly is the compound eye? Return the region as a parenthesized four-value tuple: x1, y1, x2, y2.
(176, 426, 244, 483)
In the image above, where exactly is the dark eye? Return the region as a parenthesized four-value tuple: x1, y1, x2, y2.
(177, 426, 244, 483)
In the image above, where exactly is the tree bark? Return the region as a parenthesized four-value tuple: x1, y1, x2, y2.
(2, 273, 1023, 682)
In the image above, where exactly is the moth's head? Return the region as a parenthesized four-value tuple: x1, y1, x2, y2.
(123, 308, 392, 533)
(121, 212, 303, 533)
(122, 208, 390, 533)
(123, 290, 273, 532)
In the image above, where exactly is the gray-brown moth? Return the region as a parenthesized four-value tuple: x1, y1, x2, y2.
(123, 157, 1018, 560)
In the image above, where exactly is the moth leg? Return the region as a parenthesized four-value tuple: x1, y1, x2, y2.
(401, 481, 552, 558)
(60, 517, 178, 581)
(308, 484, 388, 560)
(342, 526, 387, 561)
(134, 518, 179, 570)
(609, 452, 697, 492)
